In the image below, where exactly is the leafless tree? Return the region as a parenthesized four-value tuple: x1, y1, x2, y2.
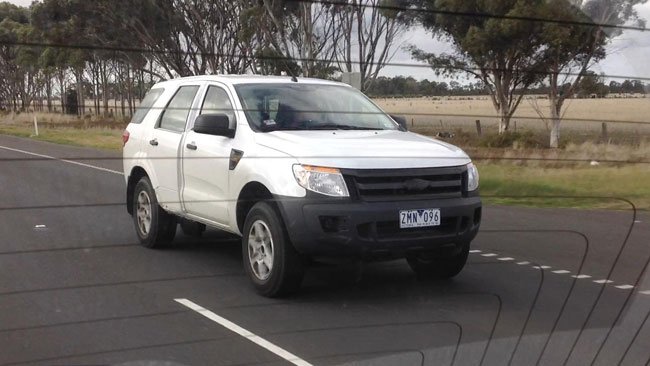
(334, 0, 405, 91)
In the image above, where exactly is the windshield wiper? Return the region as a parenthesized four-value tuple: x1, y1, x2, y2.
(306, 124, 382, 131)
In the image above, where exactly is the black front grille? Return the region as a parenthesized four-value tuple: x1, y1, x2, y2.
(343, 166, 467, 201)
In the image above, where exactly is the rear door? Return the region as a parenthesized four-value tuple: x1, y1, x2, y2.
(144, 85, 200, 211)
(181, 84, 237, 226)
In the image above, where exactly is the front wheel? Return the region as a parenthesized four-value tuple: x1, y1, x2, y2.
(242, 202, 304, 297)
(407, 242, 470, 279)
(132, 177, 177, 248)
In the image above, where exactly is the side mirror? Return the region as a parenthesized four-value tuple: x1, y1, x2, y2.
(390, 115, 408, 131)
(193, 114, 235, 138)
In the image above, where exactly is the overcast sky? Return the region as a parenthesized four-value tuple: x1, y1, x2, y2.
(6, 0, 650, 82)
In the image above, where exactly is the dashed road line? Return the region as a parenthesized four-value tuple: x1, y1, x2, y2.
(470, 249, 639, 292)
(615, 285, 635, 290)
(639, 290, 650, 295)
(594, 279, 615, 284)
(175, 298, 313, 366)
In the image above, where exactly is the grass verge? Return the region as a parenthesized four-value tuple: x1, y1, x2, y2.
(479, 164, 649, 211)
(0, 125, 123, 151)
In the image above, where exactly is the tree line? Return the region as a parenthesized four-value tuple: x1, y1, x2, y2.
(0, 0, 647, 147)
(0, 0, 407, 117)
(366, 74, 647, 98)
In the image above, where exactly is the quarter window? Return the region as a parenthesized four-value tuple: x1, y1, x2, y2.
(130, 88, 164, 124)
(201, 86, 236, 128)
(158, 86, 199, 132)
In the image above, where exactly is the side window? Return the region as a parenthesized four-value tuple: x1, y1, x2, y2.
(131, 88, 164, 124)
(200, 86, 236, 127)
(158, 86, 199, 132)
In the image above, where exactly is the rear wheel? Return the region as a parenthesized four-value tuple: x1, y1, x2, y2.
(242, 202, 304, 297)
(407, 242, 470, 279)
(132, 177, 177, 248)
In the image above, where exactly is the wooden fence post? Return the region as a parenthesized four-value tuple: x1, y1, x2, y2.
(475, 120, 482, 136)
(601, 122, 608, 142)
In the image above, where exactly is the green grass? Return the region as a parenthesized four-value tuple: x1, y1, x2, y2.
(479, 164, 649, 210)
(0, 125, 123, 151)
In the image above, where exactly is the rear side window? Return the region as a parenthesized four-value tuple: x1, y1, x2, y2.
(130, 88, 164, 124)
(158, 86, 200, 132)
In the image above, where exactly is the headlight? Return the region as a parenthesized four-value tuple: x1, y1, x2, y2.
(467, 162, 479, 191)
(292, 165, 350, 197)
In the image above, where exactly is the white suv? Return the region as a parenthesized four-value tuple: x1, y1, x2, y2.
(123, 75, 481, 297)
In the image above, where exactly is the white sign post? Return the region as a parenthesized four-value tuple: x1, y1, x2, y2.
(33, 116, 39, 136)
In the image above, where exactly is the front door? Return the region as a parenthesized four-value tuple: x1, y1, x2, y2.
(181, 84, 237, 225)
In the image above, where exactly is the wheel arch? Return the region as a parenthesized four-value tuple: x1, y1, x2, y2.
(126, 166, 149, 215)
(236, 181, 274, 234)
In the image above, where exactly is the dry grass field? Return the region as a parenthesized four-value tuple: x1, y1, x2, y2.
(375, 96, 650, 143)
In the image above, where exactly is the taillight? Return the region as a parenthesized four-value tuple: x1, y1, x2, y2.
(122, 130, 130, 147)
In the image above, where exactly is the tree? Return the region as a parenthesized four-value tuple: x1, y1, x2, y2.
(576, 71, 608, 98)
(408, 0, 550, 133)
(253, 0, 342, 77)
(0, 2, 34, 111)
(334, 0, 407, 91)
(541, 0, 647, 148)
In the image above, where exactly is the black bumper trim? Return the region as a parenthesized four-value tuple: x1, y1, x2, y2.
(274, 194, 481, 259)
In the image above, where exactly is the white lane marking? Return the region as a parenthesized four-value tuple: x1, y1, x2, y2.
(498, 257, 514, 261)
(615, 285, 635, 290)
(634, 220, 642, 224)
(469, 250, 482, 254)
(481, 253, 498, 257)
(517, 261, 530, 265)
(594, 279, 614, 284)
(175, 299, 313, 366)
(639, 290, 650, 295)
(533, 265, 552, 269)
(572, 275, 592, 279)
(0, 145, 123, 175)
(553, 270, 571, 274)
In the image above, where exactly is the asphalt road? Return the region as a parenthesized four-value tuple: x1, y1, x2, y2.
(1, 134, 649, 366)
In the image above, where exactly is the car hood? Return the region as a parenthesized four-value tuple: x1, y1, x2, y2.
(255, 130, 471, 169)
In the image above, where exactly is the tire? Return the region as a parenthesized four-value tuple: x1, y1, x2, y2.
(407, 242, 470, 279)
(132, 177, 177, 248)
(242, 202, 304, 297)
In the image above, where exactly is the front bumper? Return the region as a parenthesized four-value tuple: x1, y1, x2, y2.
(275, 195, 482, 259)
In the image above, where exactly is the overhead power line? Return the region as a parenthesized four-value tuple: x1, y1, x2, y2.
(289, 0, 649, 32)
(0, 39, 649, 82)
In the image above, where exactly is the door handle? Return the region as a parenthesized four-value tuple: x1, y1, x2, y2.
(186, 142, 197, 151)
(149, 139, 158, 146)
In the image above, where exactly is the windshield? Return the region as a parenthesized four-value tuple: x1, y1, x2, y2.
(235, 83, 400, 131)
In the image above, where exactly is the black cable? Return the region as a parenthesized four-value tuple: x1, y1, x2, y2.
(478, 231, 591, 366)
(617, 307, 650, 365)
(0, 39, 649, 82)
(1, 156, 649, 165)
(9, 105, 650, 126)
(559, 198, 637, 365)
(288, 0, 649, 32)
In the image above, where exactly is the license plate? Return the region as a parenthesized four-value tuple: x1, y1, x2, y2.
(399, 209, 441, 229)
